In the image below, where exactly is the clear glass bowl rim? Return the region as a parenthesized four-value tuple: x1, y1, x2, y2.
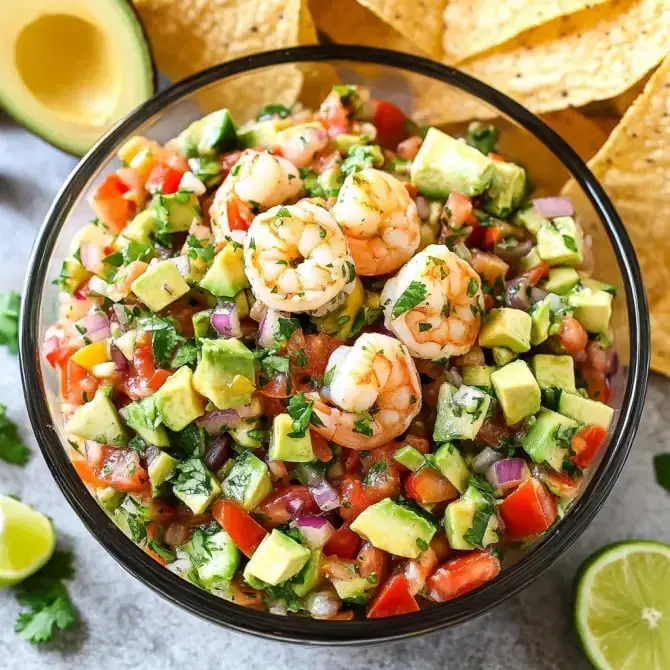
(19, 45, 650, 645)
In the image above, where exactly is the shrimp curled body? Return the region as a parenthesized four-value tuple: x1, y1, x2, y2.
(244, 199, 355, 313)
(331, 168, 420, 276)
(310, 333, 422, 449)
(381, 244, 484, 360)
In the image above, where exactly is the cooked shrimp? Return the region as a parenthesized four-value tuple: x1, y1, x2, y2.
(244, 199, 355, 313)
(381, 244, 484, 360)
(210, 150, 303, 243)
(331, 168, 420, 276)
(309, 333, 422, 449)
(274, 123, 329, 168)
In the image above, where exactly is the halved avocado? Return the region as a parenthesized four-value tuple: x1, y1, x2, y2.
(0, 0, 156, 156)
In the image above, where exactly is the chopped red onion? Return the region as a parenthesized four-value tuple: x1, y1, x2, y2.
(505, 276, 531, 311)
(169, 255, 191, 278)
(84, 440, 103, 466)
(472, 447, 502, 474)
(211, 303, 242, 339)
(287, 497, 305, 518)
(77, 312, 110, 342)
(257, 307, 287, 348)
(494, 238, 533, 265)
(533, 197, 574, 219)
(196, 409, 242, 434)
(305, 589, 341, 619)
(309, 479, 340, 512)
(530, 287, 548, 304)
(486, 458, 530, 495)
(110, 344, 128, 373)
(111, 304, 128, 332)
(294, 515, 335, 548)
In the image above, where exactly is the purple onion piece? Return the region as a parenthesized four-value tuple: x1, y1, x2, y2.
(111, 303, 128, 332)
(293, 516, 335, 549)
(110, 344, 128, 372)
(211, 303, 242, 339)
(493, 238, 533, 265)
(77, 312, 110, 342)
(444, 367, 462, 388)
(257, 307, 287, 348)
(472, 447, 502, 474)
(79, 242, 101, 272)
(309, 479, 340, 512)
(530, 287, 549, 304)
(504, 276, 531, 311)
(486, 458, 530, 495)
(196, 409, 242, 435)
(533, 196, 574, 218)
(170, 255, 191, 278)
(287, 497, 305, 518)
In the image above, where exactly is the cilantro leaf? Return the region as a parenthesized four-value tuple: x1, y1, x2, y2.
(171, 458, 213, 498)
(341, 145, 383, 177)
(653, 453, 670, 492)
(168, 423, 206, 457)
(137, 314, 184, 368)
(256, 104, 291, 121)
(392, 281, 427, 318)
(462, 509, 493, 549)
(466, 122, 498, 156)
(186, 236, 215, 264)
(0, 403, 30, 465)
(172, 339, 199, 369)
(353, 414, 374, 437)
(15, 595, 77, 644)
(286, 392, 314, 438)
(275, 318, 300, 344)
(0, 290, 20, 355)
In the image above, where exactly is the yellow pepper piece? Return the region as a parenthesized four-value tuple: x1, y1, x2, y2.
(117, 135, 155, 164)
(70, 341, 110, 373)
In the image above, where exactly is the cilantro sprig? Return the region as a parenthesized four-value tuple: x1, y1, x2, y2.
(286, 392, 322, 438)
(0, 403, 30, 465)
(392, 281, 427, 318)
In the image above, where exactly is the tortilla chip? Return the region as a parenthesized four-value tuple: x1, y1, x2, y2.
(442, 0, 611, 64)
(540, 109, 610, 163)
(562, 55, 670, 374)
(133, 0, 308, 118)
(439, 0, 670, 122)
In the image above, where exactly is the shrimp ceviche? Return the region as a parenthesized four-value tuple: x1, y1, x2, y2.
(45, 86, 618, 620)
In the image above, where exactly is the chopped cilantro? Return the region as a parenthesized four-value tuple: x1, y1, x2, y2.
(563, 235, 578, 252)
(171, 458, 213, 498)
(256, 104, 291, 121)
(418, 322, 432, 332)
(466, 122, 499, 155)
(186, 236, 215, 264)
(275, 317, 300, 344)
(169, 423, 206, 458)
(275, 207, 291, 219)
(341, 144, 384, 177)
(415, 538, 429, 552)
(392, 281, 427, 318)
(172, 339, 199, 369)
(286, 392, 315, 438)
(323, 366, 336, 387)
(466, 278, 479, 297)
(0, 403, 29, 465)
(353, 414, 373, 437)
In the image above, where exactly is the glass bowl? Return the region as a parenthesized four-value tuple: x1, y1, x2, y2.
(19, 45, 650, 645)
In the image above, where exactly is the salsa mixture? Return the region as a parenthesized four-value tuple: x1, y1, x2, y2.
(44, 85, 617, 620)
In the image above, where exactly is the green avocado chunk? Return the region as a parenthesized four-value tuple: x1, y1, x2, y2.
(410, 127, 495, 197)
(193, 338, 255, 409)
(332, 577, 375, 605)
(482, 160, 526, 217)
(530, 296, 552, 346)
(269, 413, 315, 462)
(199, 244, 249, 299)
(238, 118, 292, 148)
(532, 354, 576, 393)
(183, 528, 241, 588)
(460, 365, 495, 390)
(522, 407, 578, 471)
(154, 366, 205, 432)
(433, 383, 491, 442)
(492, 346, 518, 366)
(292, 550, 322, 598)
(491, 360, 541, 426)
(514, 205, 548, 236)
(393, 445, 426, 472)
(96, 486, 124, 513)
(172, 457, 221, 514)
(120, 395, 170, 447)
(66, 390, 127, 445)
(152, 191, 202, 233)
(432, 443, 471, 494)
(479, 307, 532, 353)
(122, 209, 157, 245)
(131, 260, 190, 312)
(350, 498, 436, 559)
(179, 109, 238, 157)
(222, 451, 272, 511)
(567, 288, 613, 334)
(244, 530, 310, 586)
(537, 216, 583, 266)
(148, 451, 178, 490)
(543, 267, 580, 295)
(558, 392, 614, 429)
(444, 480, 501, 550)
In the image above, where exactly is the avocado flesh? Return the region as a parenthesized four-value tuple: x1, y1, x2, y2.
(0, 0, 155, 156)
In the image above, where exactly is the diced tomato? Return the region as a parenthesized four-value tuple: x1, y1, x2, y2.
(404, 533, 452, 596)
(571, 424, 608, 469)
(61, 359, 99, 407)
(524, 261, 550, 287)
(289, 332, 341, 380)
(331, 610, 355, 621)
(212, 499, 267, 557)
(89, 173, 135, 234)
(558, 316, 588, 353)
(356, 543, 390, 585)
(133, 332, 156, 379)
(164, 152, 189, 173)
(483, 225, 504, 248)
(586, 340, 615, 374)
(145, 163, 184, 195)
(499, 478, 557, 540)
(82, 446, 149, 493)
(361, 446, 401, 504)
(580, 363, 612, 403)
(405, 467, 459, 504)
(488, 152, 505, 162)
(323, 525, 359, 559)
(255, 485, 317, 527)
(227, 197, 252, 232)
(72, 459, 107, 489)
(541, 470, 581, 499)
(476, 415, 510, 447)
(262, 396, 286, 419)
(258, 373, 292, 398)
(446, 192, 474, 228)
(373, 100, 409, 149)
(342, 449, 361, 474)
(147, 369, 171, 391)
(44, 325, 78, 368)
(367, 574, 420, 618)
(267, 459, 289, 486)
(316, 91, 350, 136)
(471, 251, 509, 287)
(338, 475, 369, 522)
(311, 430, 333, 462)
(229, 577, 264, 608)
(427, 551, 501, 602)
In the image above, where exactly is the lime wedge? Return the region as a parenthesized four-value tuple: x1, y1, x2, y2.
(575, 540, 670, 670)
(0, 495, 55, 587)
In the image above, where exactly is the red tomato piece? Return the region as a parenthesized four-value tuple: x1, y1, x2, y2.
(147, 369, 171, 392)
(227, 197, 253, 232)
(524, 261, 550, 287)
(212, 499, 268, 557)
(446, 192, 474, 228)
(541, 470, 581, 499)
(558, 316, 588, 353)
(89, 173, 135, 233)
(403, 434, 431, 455)
(255, 485, 317, 528)
(290, 332, 341, 380)
(367, 574, 420, 618)
(310, 430, 333, 463)
(361, 447, 401, 504)
(405, 468, 459, 504)
(499, 478, 557, 540)
(426, 551, 501, 602)
(373, 100, 409, 149)
(44, 325, 80, 368)
(571, 424, 608, 469)
(580, 363, 612, 403)
(483, 225, 504, 248)
(96, 447, 149, 493)
(338, 475, 369, 522)
(356, 543, 390, 584)
(323, 525, 359, 559)
(145, 163, 184, 195)
(61, 359, 99, 407)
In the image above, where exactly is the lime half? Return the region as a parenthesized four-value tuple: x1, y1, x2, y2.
(0, 495, 55, 587)
(575, 540, 670, 670)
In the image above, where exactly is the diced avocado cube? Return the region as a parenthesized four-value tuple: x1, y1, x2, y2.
(491, 360, 541, 425)
(229, 417, 263, 449)
(461, 365, 496, 389)
(193, 338, 255, 409)
(153, 191, 202, 233)
(192, 310, 214, 339)
(519, 246, 542, 272)
(513, 205, 548, 236)
(350, 498, 436, 559)
(199, 244, 249, 298)
(332, 577, 375, 604)
(432, 443, 471, 493)
(154, 366, 205, 432)
(537, 216, 583, 266)
(558, 392, 614, 429)
(334, 133, 365, 153)
(120, 395, 170, 447)
(393, 445, 426, 472)
(56, 255, 92, 294)
(131, 260, 190, 312)
(314, 277, 366, 340)
(444, 482, 500, 550)
(148, 451, 178, 489)
(222, 451, 272, 511)
(121, 209, 157, 245)
(65, 390, 127, 444)
(479, 308, 532, 353)
(179, 109, 237, 157)
(532, 354, 576, 393)
(113, 495, 149, 544)
(543, 267, 580, 295)
(183, 529, 241, 588)
(114, 329, 137, 361)
(96, 486, 124, 513)
(269, 414, 314, 462)
(530, 296, 552, 346)
(522, 407, 578, 471)
(238, 118, 293, 148)
(172, 457, 221, 514)
(433, 383, 491, 442)
(244, 530, 310, 586)
(235, 290, 250, 319)
(492, 346, 518, 366)
(482, 160, 526, 217)
(410, 127, 495, 197)
(292, 550, 322, 598)
(567, 288, 613, 334)
(581, 278, 617, 296)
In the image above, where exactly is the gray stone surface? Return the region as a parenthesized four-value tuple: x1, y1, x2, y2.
(0, 111, 668, 670)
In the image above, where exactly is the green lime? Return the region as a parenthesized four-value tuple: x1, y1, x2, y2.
(574, 540, 670, 670)
(0, 495, 55, 587)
